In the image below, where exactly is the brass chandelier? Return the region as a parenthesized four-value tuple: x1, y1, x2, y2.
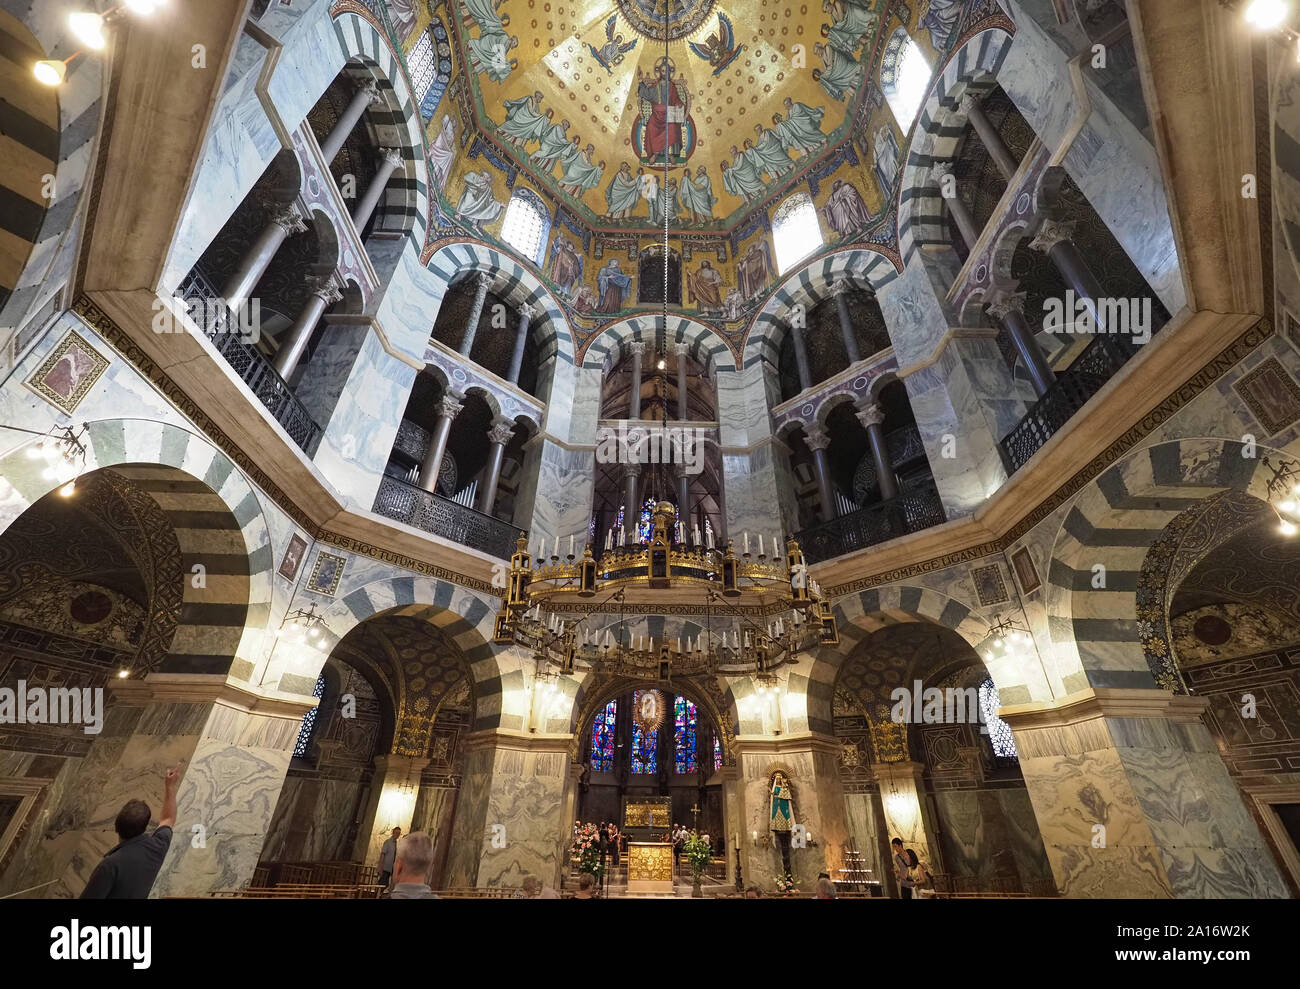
(494, 503, 838, 683)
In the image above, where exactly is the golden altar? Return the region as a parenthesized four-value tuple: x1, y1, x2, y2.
(626, 842, 675, 894)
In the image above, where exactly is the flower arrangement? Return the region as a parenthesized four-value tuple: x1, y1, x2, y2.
(774, 872, 797, 895)
(682, 833, 712, 883)
(570, 823, 605, 879)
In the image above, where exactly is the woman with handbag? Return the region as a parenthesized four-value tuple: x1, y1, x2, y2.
(906, 848, 935, 898)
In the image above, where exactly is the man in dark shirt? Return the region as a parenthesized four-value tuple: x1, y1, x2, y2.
(80, 765, 181, 899)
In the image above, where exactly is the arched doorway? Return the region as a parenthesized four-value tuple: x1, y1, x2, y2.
(831, 621, 1053, 896)
(573, 679, 727, 884)
(261, 613, 476, 888)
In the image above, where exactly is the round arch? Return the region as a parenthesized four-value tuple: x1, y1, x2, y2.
(743, 247, 902, 370)
(1044, 436, 1289, 696)
(896, 27, 1015, 264)
(582, 314, 737, 374)
(311, 579, 519, 732)
(0, 418, 275, 674)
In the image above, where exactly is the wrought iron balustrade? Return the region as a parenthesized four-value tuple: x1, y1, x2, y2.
(178, 270, 322, 455)
(998, 333, 1143, 476)
(795, 481, 947, 565)
(372, 474, 522, 559)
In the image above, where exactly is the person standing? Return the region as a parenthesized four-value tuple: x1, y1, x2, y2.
(385, 832, 439, 899)
(891, 837, 914, 900)
(378, 826, 401, 888)
(80, 764, 182, 899)
(906, 848, 935, 899)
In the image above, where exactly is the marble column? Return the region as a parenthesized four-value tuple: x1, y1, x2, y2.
(476, 417, 517, 515)
(459, 272, 493, 358)
(675, 340, 690, 419)
(320, 78, 382, 163)
(855, 401, 899, 500)
(50, 674, 312, 898)
(1030, 218, 1111, 332)
(622, 463, 640, 536)
(220, 203, 307, 314)
(416, 392, 464, 494)
(960, 93, 1018, 181)
(351, 147, 404, 230)
(1001, 689, 1290, 898)
(986, 287, 1055, 397)
(505, 303, 534, 385)
(872, 760, 944, 884)
(353, 754, 431, 868)
(831, 278, 861, 364)
(272, 274, 343, 379)
(932, 161, 980, 250)
(787, 320, 813, 392)
(627, 340, 646, 418)
(445, 733, 573, 889)
(803, 424, 837, 521)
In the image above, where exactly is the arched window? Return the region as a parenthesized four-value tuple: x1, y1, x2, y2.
(292, 674, 327, 758)
(590, 699, 617, 771)
(979, 676, 1017, 759)
(500, 188, 551, 265)
(631, 690, 657, 773)
(881, 29, 932, 129)
(674, 695, 698, 773)
(772, 193, 824, 274)
(408, 22, 453, 120)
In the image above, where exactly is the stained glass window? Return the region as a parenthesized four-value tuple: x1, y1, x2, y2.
(713, 735, 723, 772)
(408, 32, 436, 110)
(772, 193, 824, 274)
(590, 698, 617, 772)
(674, 695, 698, 774)
(292, 674, 326, 758)
(979, 677, 1018, 759)
(631, 690, 657, 773)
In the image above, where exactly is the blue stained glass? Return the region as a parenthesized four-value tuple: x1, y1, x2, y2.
(674, 695, 697, 774)
(631, 690, 657, 773)
(590, 699, 617, 771)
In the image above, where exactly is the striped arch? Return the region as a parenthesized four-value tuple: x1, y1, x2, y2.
(0, 418, 275, 676)
(897, 28, 1014, 264)
(0, 9, 104, 335)
(764, 584, 994, 736)
(1044, 437, 1285, 694)
(332, 9, 429, 249)
(743, 247, 901, 371)
(424, 241, 575, 367)
(581, 315, 737, 373)
(314, 577, 518, 731)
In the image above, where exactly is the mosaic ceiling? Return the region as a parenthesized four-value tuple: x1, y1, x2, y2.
(446, 0, 888, 230)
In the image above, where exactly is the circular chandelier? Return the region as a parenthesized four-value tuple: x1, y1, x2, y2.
(494, 503, 838, 680)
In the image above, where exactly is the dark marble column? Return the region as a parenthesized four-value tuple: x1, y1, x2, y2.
(352, 147, 404, 230)
(961, 93, 1018, 181)
(459, 272, 493, 358)
(986, 288, 1055, 398)
(506, 302, 534, 385)
(221, 203, 307, 313)
(855, 401, 899, 500)
(804, 425, 837, 521)
(831, 278, 861, 364)
(1030, 218, 1111, 333)
(788, 320, 813, 392)
(933, 161, 980, 250)
(416, 393, 464, 494)
(321, 78, 382, 163)
(272, 273, 343, 379)
(476, 416, 516, 515)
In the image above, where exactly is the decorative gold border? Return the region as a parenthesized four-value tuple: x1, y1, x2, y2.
(306, 550, 347, 597)
(23, 330, 110, 414)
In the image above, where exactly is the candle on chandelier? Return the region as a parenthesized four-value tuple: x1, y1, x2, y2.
(774, 533, 781, 556)
(743, 531, 750, 555)
(605, 629, 613, 648)
(693, 523, 701, 546)
(706, 528, 714, 550)
(758, 533, 765, 557)
(569, 534, 575, 557)
(605, 529, 612, 551)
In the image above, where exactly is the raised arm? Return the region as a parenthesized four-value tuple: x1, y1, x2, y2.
(159, 764, 181, 829)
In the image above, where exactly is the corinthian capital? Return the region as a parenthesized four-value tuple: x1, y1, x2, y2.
(1028, 219, 1077, 255)
(360, 78, 383, 105)
(380, 147, 404, 170)
(487, 417, 516, 446)
(803, 425, 832, 452)
(984, 288, 1027, 322)
(272, 203, 308, 236)
(435, 393, 464, 420)
(855, 402, 885, 429)
(309, 273, 344, 305)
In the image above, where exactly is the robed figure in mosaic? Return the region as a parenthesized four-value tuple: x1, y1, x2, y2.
(638, 58, 691, 164)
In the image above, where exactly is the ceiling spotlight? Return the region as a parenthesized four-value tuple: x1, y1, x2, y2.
(33, 59, 68, 86)
(1244, 0, 1290, 29)
(1281, 519, 1298, 537)
(59, 480, 77, 497)
(68, 11, 108, 50)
